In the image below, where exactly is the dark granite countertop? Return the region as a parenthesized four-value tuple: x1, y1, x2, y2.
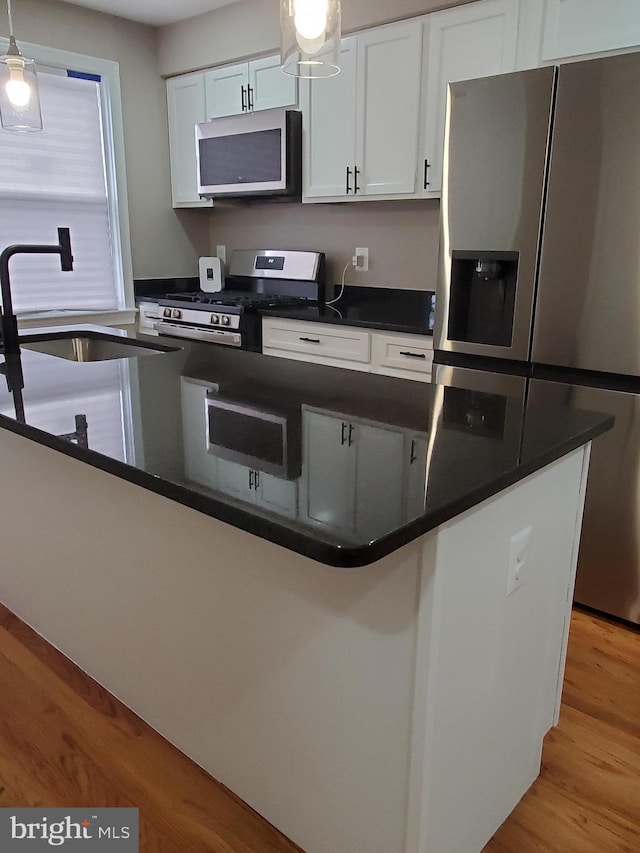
(135, 283, 435, 336)
(0, 325, 612, 567)
(261, 286, 435, 335)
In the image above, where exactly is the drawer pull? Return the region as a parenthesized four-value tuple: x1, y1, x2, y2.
(299, 336, 321, 343)
(399, 350, 427, 359)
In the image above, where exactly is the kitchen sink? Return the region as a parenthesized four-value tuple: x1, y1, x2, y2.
(20, 331, 180, 362)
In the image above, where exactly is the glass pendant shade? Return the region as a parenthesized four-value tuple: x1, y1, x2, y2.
(281, 0, 341, 78)
(0, 0, 42, 132)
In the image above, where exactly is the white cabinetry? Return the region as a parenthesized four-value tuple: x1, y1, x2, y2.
(137, 301, 159, 336)
(543, 0, 640, 61)
(262, 316, 433, 382)
(166, 73, 213, 208)
(300, 409, 405, 540)
(205, 54, 297, 119)
(217, 459, 297, 519)
(181, 378, 297, 518)
(262, 317, 371, 370)
(300, 408, 429, 540)
(405, 433, 429, 518)
(420, 0, 519, 196)
(517, 0, 640, 69)
(302, 20, 422, 202)
(370, 330, 434, 380)
(181, 377, 218, 488)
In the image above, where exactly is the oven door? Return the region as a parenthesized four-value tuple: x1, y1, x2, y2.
(206, 393, 301, 479)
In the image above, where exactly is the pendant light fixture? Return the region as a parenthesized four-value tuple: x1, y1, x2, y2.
(281, 0, 341, 78)
(0, 0, 42, 131)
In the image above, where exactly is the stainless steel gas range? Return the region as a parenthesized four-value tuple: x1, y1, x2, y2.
(156, 249, 325, 351)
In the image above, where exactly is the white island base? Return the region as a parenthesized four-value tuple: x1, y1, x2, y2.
(0, 429, 590, 853)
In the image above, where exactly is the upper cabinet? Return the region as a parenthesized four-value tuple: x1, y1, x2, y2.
(302, 20, 423, 202)
(204, 55, 297, 119)
(517, 0, 640, 68)
(165, 0, 640, 211)
(420, 0, 519, 197)
(166, 73, 212, 208)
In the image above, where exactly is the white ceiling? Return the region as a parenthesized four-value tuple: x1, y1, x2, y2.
(59, 0, 242, 27)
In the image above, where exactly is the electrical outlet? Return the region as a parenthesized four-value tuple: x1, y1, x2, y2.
(353, 247, 369, 272)
(216, 245, 227, 264)
(506, 526, 531, 596)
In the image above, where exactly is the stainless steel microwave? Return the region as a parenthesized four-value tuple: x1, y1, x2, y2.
(196, 108, 302, 199)
(206, 390, 302, 480)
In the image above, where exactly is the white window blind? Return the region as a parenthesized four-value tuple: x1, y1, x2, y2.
(0, 357, 127, 462)
(0, 71, 117, 313)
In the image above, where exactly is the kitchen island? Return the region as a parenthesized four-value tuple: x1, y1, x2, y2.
(0, 327, 612, 853)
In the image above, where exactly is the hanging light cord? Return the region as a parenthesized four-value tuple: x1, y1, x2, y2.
(6, 0, 14, 38)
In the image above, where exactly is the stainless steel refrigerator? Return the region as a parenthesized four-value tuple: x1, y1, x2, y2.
(434, 51, 640, 625)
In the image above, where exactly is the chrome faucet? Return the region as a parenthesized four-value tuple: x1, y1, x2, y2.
(0, 227, 74, 355)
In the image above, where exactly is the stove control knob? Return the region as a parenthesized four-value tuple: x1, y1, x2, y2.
(211, 314, 219, 325)
(221, 315, 231, 326)
(163, 307, 172, 318)
(172, 308, 182, 320)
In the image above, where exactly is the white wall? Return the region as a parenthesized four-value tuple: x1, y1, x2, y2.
(1, 0, 208, 279)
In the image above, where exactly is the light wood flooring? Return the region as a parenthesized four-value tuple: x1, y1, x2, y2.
(0, 602, 638, 852)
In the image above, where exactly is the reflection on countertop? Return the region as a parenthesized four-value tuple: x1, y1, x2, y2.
(0, 326, 612, 566)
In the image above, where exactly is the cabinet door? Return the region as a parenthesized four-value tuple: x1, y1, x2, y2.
(300, 410, 354, 533)
(180, 378, 218, 488)
(205, 62, 249, 119)
(258, 473, 298, 519)
(249, 55, 297, 112)
(217, 459, 257, 503)
(353, 423, 405, 541)
(302, 37, 358, 200)
(357, 21, 423, 196)
(421, 0, 519, 196)
(166, 74, 212, 207)
(405, 433, 429, 519)
(541, 0, 640, 62)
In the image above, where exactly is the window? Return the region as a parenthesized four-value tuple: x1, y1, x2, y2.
(0, 40, 132, 317)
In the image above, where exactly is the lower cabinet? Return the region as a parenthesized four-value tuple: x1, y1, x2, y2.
(262, 317, 433, 382)
(181, 377, 218, 489)
(181, 379, 298, 518)
(299, 407, 427, 541)
(405, 432, 429, 518)
(217, 459, 298, 519)
(182, 380, 428, 537)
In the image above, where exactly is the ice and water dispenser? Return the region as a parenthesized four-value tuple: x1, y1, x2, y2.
(447, 251, 519, 348)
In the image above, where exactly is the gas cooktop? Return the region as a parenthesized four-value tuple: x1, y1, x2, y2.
(164, 291, 310, 310)
(155, 249, 326, 351)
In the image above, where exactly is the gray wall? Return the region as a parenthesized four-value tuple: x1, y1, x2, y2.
(158, 0, 475, 76)
(2, 0, 208, 280)
(158, 0, 468, 290)
(210, 200, 440, 291)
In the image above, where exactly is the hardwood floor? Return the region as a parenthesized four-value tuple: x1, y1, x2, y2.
(0, 602, 638, 852)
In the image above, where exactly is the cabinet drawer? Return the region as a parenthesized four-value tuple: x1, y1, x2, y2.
(263, 318, 371, 363)
(371, 332, 433, 376)
(138, 302, 159, 336)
